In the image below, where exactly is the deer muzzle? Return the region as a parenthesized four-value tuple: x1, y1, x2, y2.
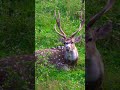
(65, 44, 71, 51)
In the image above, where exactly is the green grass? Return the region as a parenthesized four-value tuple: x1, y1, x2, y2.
(35, 0, 85, 90)
(35, 63, 85, 90)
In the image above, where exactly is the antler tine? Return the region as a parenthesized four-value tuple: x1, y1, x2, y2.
(54, 24, 66, 38)
(54, 10, 66, 37)
(86, 0, 115, 30)
(70, 11, 85, 38)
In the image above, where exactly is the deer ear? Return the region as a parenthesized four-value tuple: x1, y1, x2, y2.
(94, 21, 112, 40)
(75, 36, 82, 43)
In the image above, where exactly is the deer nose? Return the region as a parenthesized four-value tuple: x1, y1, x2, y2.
(66, 46, 70, 51)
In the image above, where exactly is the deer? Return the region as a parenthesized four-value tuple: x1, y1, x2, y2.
(85, 0, 115, 90)
(35, 10, 84, 70)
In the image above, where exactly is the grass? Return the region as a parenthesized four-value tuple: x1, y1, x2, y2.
(35, 0, 85, 90)
(35, 64, 85, 90)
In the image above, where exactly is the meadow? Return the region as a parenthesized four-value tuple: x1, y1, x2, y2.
(35, 0, 85, 90)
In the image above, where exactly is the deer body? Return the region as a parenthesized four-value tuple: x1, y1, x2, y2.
(86, 42, 104, 89)
(36, 45, 78, 69)
(85, 0, 115, 89)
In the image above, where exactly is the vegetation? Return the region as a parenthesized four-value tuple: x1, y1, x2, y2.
(35, 0, 85, 90)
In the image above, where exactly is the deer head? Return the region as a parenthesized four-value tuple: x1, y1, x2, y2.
(85, 0, 115, 89)
(54, 10, 84, 53)
(54, 10, 84, 64)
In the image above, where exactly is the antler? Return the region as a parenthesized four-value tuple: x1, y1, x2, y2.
(54, 24, 66, 38)
(54, 10, 66, 38)
(70, 11, 85, 38)
(86, 0, 115, 30)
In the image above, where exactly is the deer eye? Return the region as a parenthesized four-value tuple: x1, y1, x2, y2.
(88, 38, 92, 42)
(64, 42, 68, 44)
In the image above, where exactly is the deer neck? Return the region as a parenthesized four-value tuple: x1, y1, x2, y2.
(86, 43, 104, 82)
(86, 43, 101, 60)
(64, 47, 78, 61)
